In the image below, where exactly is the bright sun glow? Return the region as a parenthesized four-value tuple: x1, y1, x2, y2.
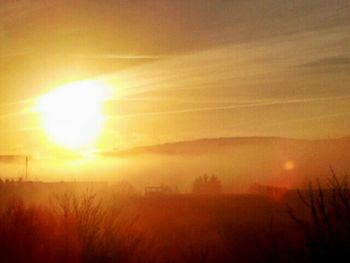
(37, 80, 110, 150)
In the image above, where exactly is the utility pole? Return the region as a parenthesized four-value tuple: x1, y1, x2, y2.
(25, 156, 28, 180)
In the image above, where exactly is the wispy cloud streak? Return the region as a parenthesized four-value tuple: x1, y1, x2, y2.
(110, 96, 350, 119)
(72, 53, 165, 60)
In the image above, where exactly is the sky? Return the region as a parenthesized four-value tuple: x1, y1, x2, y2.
(0, 0, 350, 155)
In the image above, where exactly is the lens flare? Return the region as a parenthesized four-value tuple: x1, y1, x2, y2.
(283, 160, 295, 171)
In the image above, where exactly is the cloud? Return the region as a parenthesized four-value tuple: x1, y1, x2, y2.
(111, 96, 350, 119)
(71, 53, 165, 60)
(1, 0, 350, 148)
(97, 26, 349, 102)
(2, 0, 349, 55)
(256, 111, 350, 129)
(0, 1, 43, 19)
(298, 57, 350, 68)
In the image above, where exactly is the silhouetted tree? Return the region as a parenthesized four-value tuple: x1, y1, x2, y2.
(287, 171, 350, 262)
(192, 174, 222, 195)
(260, 170, 350, 262)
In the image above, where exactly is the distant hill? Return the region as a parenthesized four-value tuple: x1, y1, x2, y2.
(102, 136, 350, 157)
(100, 136, 350, 192)
(0, 155, 27, 163)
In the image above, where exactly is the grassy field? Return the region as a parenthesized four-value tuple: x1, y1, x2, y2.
(0, 179, 348, 262)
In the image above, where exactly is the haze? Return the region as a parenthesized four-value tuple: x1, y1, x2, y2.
(2, 2, 350, 263)
(0, 0, 349, 187)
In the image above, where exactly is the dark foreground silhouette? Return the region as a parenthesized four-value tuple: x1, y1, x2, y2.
(0, 175, 349, 263)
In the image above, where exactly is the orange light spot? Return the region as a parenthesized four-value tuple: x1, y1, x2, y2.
(283, 161, 295, 171)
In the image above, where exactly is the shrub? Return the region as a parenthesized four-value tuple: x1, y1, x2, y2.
(288, 170, 350, 262)
(0, 190, 143, 263)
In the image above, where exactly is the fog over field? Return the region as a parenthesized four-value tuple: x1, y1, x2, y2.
(2, 136, 350, 193)
(1, 1, 350, 262)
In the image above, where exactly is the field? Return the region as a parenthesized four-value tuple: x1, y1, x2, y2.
(0, 180, 315, 263)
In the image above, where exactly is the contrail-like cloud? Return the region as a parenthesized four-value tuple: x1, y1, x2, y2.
(72, 53, 165, 60)
(110, 96, 350, 119)
(255, 111, 350, 129)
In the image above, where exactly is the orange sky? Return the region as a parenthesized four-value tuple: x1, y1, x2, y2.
(0, 0, 350, 156)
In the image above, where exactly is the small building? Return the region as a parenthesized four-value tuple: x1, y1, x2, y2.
(145, 184, 174, 197)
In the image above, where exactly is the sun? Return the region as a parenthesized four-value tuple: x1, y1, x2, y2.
(37, 80, 110, 150)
